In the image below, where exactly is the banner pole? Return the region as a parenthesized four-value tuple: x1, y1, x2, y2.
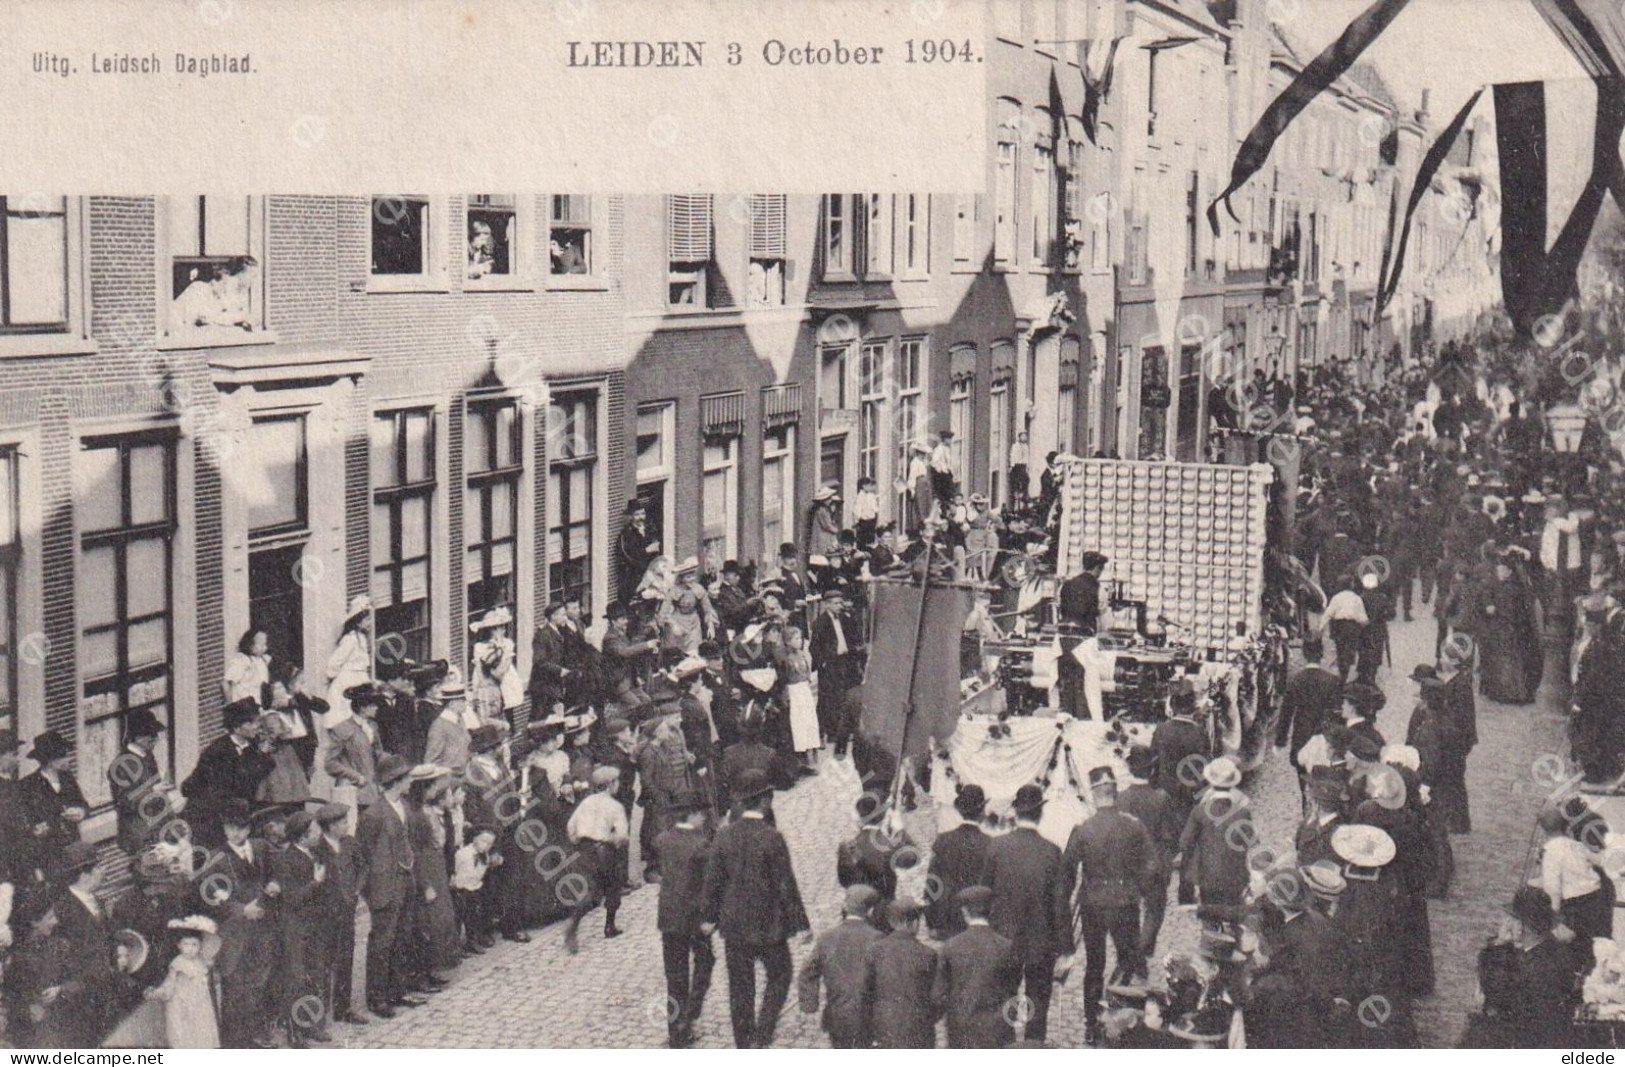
(892, 522, 942, 797)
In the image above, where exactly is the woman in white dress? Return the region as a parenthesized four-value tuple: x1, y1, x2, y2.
(222, 628, 271, 703)
(777, 624, 820, 771)
(316, 595, 373, 800)
(469, 608, 522, 727)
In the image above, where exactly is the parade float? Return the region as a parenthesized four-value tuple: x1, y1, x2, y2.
(851, 456, 1291, 837)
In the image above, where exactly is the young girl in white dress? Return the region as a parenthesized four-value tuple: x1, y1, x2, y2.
(146, 916, 220, 1049)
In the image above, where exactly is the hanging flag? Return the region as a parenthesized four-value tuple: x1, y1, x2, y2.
(1376, 89, 1484, 314)
(1078, 37, 1122, 145)
(856, 580, 972, 762)
(1493, 78, 1625, 334)
(1208, 0, 1415, 235)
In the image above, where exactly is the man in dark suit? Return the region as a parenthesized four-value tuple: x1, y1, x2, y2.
(925, 784, 991, 939)
(17, 730, 89, 900)
(616, 499, 659, 607)
(934, 885, 1020, 1048)
(713, 561, 754, 638)
(980, 784, 1075, 1043)
(181, 698, 274, 844)
(355, 754, 419, 1020)
(836, 794, 916, 930)
(653, 799, 714, 1048)
(1116, 747, 1179, 968)
(1150, 680, 1209, 826)
(1277, 638, 1342, 784)
(719, 718, 788, 811)
(699, 641, 743, 751)
(862, 897, 939, 1048)
(198, 797, 280, 1047)
(811, 584, 864, 758)
(49, 841, 116, 1047)
(1064, 766, 1154, 1044)
(528, 601, 576, 713)
(316, 800, 367, 1025)
(797, 884, 884, 1048)
(1057, 551, 1107, 719)
(270, 810, 335, 1046)
(108, 709, 171, 858)
(700, 769, 810, 1048)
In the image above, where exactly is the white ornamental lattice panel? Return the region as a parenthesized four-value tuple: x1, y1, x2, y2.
(1056, 458, 1274, 652)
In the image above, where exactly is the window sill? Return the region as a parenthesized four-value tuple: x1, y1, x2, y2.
(821, 272, 859, 284)
(0, 332, 99, 360)
(363, 275, 451, 294)
(546, 275, 610, 292)
(158, 327, 280, 352)
(896, 273, 931, 283)
(462, 276, 539, 293)
(950, 262, 980, 275)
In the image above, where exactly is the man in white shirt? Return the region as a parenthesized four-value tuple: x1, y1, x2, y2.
(564, 765, 630, 955)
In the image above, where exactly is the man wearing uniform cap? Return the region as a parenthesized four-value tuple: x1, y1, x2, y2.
(980, 783, 1074, 1043)
(934, 885, 1020, 1048)
(862, 895, 939, 1048)
(1150, 680, 1208, 827)
(355, 753, 420, 1020)
(564, 765, 631, 956)
(700, 767, 809, 1048)
(797, 883, 884, 1048)
(1065, 765, 1155, 1042)
(654, 797, 715, 1047)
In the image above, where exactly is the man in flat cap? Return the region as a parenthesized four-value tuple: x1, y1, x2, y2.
(201, 797, 281, 1047)
(863, 896, 940, 1048)
(654, 797, 715, 1047)
(182, 699, 274, 845)
(356, 754, 419, 1020)
(934, 885, 1020, 1048)
(701, 768, 809, 1048)
(315, 801, 367, 1025)
(797, 883, 883, 1048)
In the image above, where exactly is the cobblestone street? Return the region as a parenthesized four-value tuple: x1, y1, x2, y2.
(336, 598, 1569, 1048)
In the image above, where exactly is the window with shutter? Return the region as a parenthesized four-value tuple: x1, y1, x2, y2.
(748, 194, 787, 306)
(667, 194, 713, 307)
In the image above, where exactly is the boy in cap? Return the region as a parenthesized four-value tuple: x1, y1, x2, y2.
(863, 896, 939, 1048)
(314, 801, 366, 1025)
(451, 824, 501, 955)
(934, 885, 1020, 1048)
(797, 884, 883, 1048)
(564, 765, 630, 955)
(654, 798, 714, 1047)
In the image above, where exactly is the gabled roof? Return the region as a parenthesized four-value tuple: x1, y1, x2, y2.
(1345, 62, 1399, 112)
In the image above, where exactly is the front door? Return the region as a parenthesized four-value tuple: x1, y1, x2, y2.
(249, 544, 305, 672)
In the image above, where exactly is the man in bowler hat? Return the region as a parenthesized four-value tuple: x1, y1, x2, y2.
(980, 783, 1075, 1043)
